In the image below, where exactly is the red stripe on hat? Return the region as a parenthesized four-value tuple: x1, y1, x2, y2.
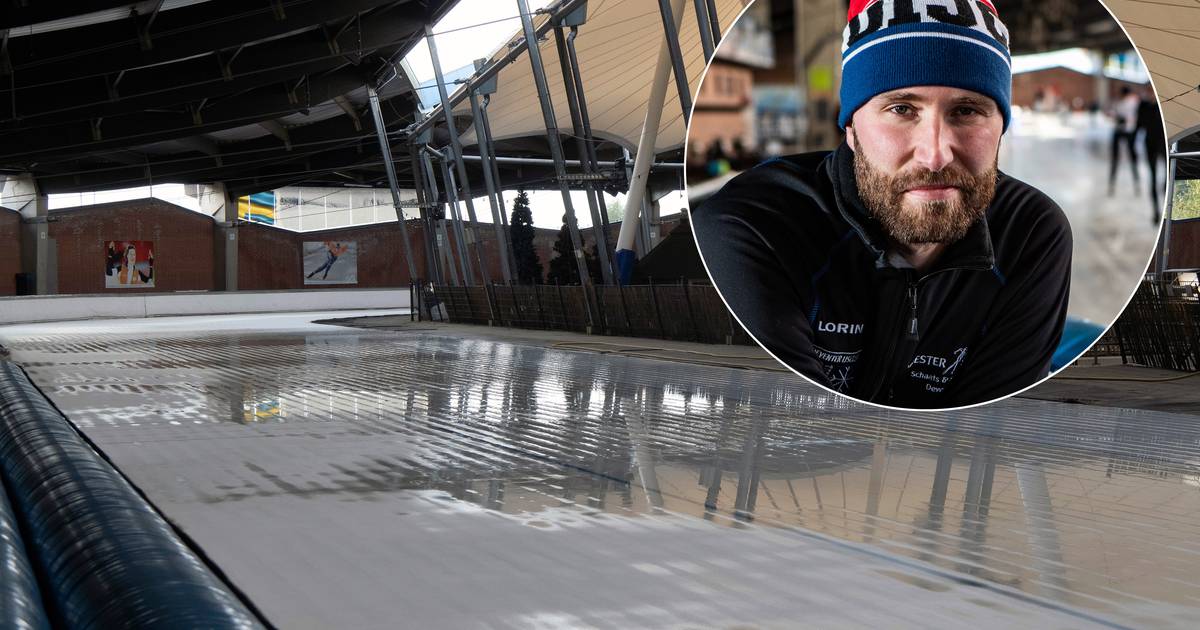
(848, 0, 1000, 22)
(846, 0, 880, 21)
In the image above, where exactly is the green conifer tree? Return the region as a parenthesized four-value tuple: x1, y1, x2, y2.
(508, 190, 542, 284)
(546, 214, 578, 285)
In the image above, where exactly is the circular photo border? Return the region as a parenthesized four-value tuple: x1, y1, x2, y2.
(684, 0, 1167, 411)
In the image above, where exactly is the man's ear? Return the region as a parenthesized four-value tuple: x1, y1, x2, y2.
(845, 125, 856, 151)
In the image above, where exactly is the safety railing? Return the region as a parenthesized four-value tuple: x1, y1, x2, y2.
(1111, 281, 1200, 371)
(413, 281, 753, 345)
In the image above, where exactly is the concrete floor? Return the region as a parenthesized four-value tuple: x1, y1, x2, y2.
(1, 312, 1198, 628)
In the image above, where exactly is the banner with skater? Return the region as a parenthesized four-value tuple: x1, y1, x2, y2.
(105, 240, 155, 288)
(303, 240, 357, 285)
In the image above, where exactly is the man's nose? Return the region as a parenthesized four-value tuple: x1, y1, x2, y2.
(911, 117, 954, 173)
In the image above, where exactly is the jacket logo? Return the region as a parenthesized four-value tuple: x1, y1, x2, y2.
(817, 321, 864, 335)
(814, 345, 860, 392)
(907, 346, 969, 394)
(907, 347, 969, 375)
(944, 347, 967, 376)
(908, 354, 947, 369)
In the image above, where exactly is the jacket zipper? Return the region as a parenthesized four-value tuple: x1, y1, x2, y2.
(906, 283, 919, 341)
(875, 270, 915, 402)
(885, 266, 986, 403)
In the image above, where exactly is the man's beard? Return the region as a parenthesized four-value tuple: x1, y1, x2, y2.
(852, 134, 997, 245)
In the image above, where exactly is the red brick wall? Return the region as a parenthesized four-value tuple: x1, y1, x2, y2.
(237, 223, 302, 290)
(0, 209, 21, 295)
(238, 221, 426, 290)
(1011, 67, 1146, 110)
(49, 198, 215, 294)
(16, 197, 687, 295)
(1168, 219, 1200, 270)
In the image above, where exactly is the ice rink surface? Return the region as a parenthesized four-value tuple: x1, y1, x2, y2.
(1, 312, 1197, 629)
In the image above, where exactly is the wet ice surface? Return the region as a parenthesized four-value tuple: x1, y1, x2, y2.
(2, 313, 1199, 629)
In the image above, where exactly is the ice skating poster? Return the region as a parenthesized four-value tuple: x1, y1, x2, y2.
(303, 241, 357, 285)
(105, 240, 155, 288)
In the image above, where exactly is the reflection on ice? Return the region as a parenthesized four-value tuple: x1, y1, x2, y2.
(2, 323, 1199, 627)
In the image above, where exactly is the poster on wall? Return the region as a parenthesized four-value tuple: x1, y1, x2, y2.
(104, 240, 155, 288)
(302, 240, 357, 285)
(238, 191, 275, 225)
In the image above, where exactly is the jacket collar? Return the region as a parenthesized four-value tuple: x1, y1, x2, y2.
(825, 141, 996, 274)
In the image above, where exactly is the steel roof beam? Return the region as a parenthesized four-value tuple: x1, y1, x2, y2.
(0, 68, 385, 164)
(0, 1, 136, 30)
(2, 0, 410, 82)
(0, 10, 423, 125)
(33, 102, 415, 192)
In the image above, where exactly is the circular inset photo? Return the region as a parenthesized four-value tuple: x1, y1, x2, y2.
(689, 0, 1164, 409)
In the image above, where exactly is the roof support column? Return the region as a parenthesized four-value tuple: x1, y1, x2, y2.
(615, 0, 686, 284)
(216, 183, 238, 291)
(478, 94, 520, 281)
(516, 0, 592, 292)
(426, 25, 489, 285)
(366, 85, 418, 282)
(467, 62, 513, 285)
(1160, 143, 1178, 276)
(436, 153, 477, 286)
(656, 0, 693, 123)
(704, 0, 722, 46)
(6, 174, 52, 294)
(554, 11, 614, 285)
(644, 190, 660, 250)
(692, 0, 715, 60)
(422, 148, 463, 286)
(563, 23, 614, 260)
(409, 142, 443, 286)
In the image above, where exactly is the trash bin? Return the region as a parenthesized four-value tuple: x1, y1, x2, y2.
(14, 273, 34, 296)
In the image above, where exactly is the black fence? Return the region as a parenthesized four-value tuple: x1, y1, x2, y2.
(414, 282, 754, 345)
(1110, 281, 1200, 371)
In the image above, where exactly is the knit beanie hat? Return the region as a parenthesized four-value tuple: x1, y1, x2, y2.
(838, 0, 1012, 131)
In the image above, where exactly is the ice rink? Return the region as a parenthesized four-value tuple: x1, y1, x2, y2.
(1, 312, 1197, 628)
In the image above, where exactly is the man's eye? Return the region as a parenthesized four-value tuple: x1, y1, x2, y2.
(954, 106, 982, 117)
(888, 104, 914, 115)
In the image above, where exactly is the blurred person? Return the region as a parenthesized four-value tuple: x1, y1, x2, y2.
(705, 139, 731, 177)
(693, 0, 1071, 408)
(1109, 86, 1141, 196)
(731, 138, 757, 171)
(1136, 86, 1167, 222)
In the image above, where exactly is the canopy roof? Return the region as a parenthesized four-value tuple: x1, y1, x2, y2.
(1107, 0, 1200, 144)
(450, 0, 749, 153)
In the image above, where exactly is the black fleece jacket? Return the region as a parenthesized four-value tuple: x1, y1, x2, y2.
(692, 142, 1072, 408)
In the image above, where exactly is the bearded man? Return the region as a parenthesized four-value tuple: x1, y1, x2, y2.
(692, 0, 1071, 408)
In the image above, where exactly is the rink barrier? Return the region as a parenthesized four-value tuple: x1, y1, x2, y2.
(0, 471, 49, 629)
(0, 288, 410, 325)
(420, 281, 754, 345)
(0, 362, 263, 629)
(1112, 281, 1200, 371)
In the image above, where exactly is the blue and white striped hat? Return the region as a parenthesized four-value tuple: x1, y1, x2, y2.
(838, 0, 1012, 130)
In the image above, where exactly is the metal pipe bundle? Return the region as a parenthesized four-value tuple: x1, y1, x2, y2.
(0, 362, 262, 629)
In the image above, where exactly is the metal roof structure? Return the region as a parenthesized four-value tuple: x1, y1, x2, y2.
(0, 0, 455, 196)
(0, 0, 741, 199)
